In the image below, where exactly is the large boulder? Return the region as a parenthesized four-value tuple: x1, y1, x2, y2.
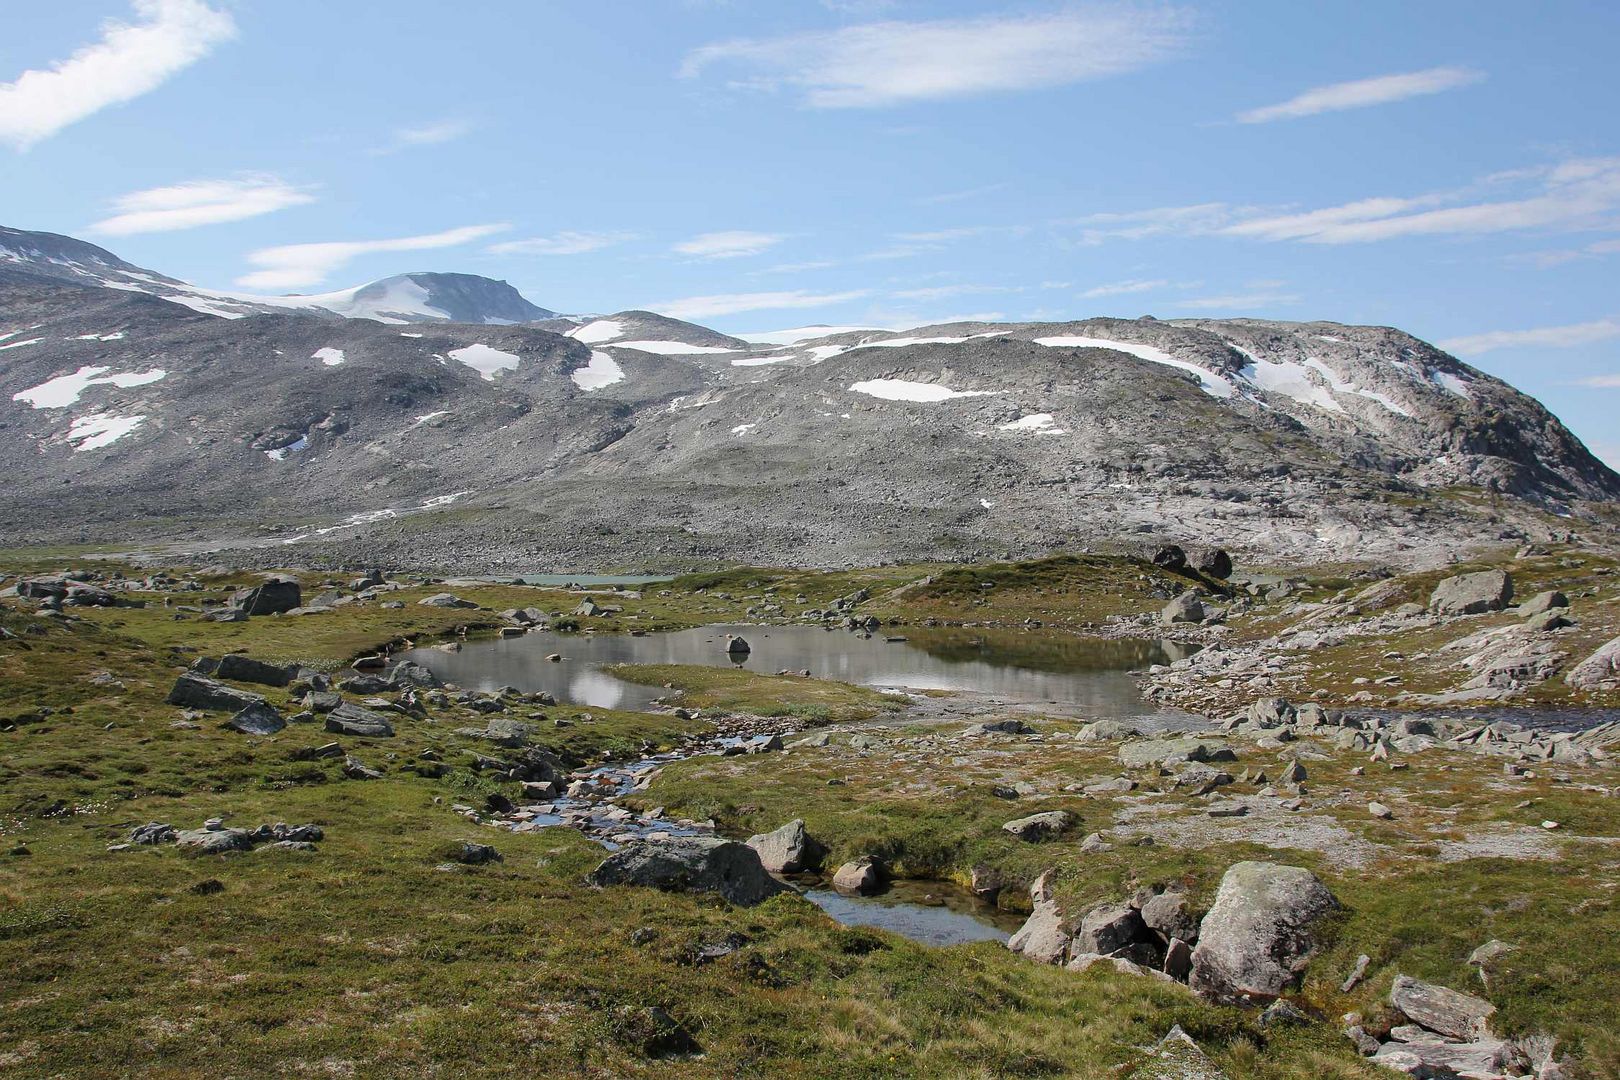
(1007, 869, 1074, 965)
(388, 660, 442, 689)
(1567, 634, 1620, 691)
(1152, 545, 1189, 572)
(1196, 548, 1234, 580)
(214, 654, 294, 687)
(1161, 592, 1205, 625)
(174, 827, 253, 854)
(1073, 902, 1147, 956)
(1518, 590, 1568, 617)
(589, 836, 789, 907)
(1188, 862, 1338, 1004)
(166, 673, 265, 713)
(1141, 892, 1200, 945)
(745, 819, 825, 873)
(1429, 570, 1513, 616)
(234, 575, 302, 616)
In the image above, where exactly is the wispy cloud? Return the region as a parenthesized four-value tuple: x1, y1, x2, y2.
(1237, 66, 1483, 124)
(90, 176, 313, 236)
(1576, 374, 1620, 388)
(890, 283, 1016, 301)
(1070, 158, 1620, 246)
(0, 0, 236, 150)
(393, 119, 472, 146)
(650, 289, 870, 320)
(1439, 318, 1620, 356)
(1080, 278, 1168, 298)
(236, 224, 509, 291)
(681, 7, 1192, 108)
(673, 230, 787, 259)
(488, 231, 636, 256)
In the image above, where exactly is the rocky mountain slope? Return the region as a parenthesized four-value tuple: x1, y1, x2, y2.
(1, 226, 1615, 570)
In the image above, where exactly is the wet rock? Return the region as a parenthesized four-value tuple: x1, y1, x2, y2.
(589, 836, 789, 906)
(1002, 810, 1072, 842)
(1189, 862, 1338, 1004)
(1389, 975, 1496, 1041)
(224, 702, 286, 736)
(745, 818, 825, 873)
(1429, 570, 1513, 616)
(831, 855, 886, 896)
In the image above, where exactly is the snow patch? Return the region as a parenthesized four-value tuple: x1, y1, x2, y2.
(67, 413, 144, 451)
(997, 413, 1067, 434)
(13, 365, 167, 408)
(413, 410, 449, 425)
(569, 319, 625, 344)
(1312, 334, 1345, 343)
(448, 344, 521, 380)
(1302, 359, 1414, 417)
(980, 498, 996, 509)
(1031, 336, 1235, 399)
(312, 347, 346, 366)
(1239, 357, 1344, 413)
(399, 332, 423, 338)
(264, 435, 309, 460)
(731, 423, 757, 435)
(0, 337, 44, 351)
(571, 351, 625, 391)
(848, 379, 1000, 402)
(742, 325, 888, 346)
(607, 340, 737, 355)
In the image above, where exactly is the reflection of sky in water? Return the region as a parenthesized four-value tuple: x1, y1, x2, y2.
(569, 668, 627, 709)
(401, 624, 1192, 718)
(804, 888, 1016, 945)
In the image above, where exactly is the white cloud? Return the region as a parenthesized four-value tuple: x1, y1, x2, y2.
(681, 7, 1191, 108)
(1577, 374, 1620, 388)
(1237, 66, 1483, 124)
(1072, 158, 1620, 247)
(0, 0, 236, 150)
(650, 289, 871, 320)
(236, 224, 509, 291)
(673, 231, 787, 259)
(393, 119, 472, 146)
(890, 283, 1015, 301)
(1081, 278, 1168, 298)
(90, 176, 314, 235)
(1439, 318, 1620, 356)
(487, 231, 636, 256)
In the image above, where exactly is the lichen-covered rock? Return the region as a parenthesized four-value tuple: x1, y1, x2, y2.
(1389, 975, 1496, 1041)
(1189, 862, 1338, 1004)
(1429, 570, 1513, 616)
(745, 818, 825, 873)
(831, 855, 885, 895)
(1567, 634, 1620, 691)
(1002, 810, 1072, 842)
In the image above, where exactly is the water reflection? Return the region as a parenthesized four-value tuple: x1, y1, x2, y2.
(804, 880, 1024, 945)
(399, 623, 1194, 716)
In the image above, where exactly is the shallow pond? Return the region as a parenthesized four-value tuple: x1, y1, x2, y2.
(805, 881, 1024, 945)
(400, 623, 1196, 715)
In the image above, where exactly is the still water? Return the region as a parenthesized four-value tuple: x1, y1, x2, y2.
(399, 623, 1196, 715)
(804, 881, 1025, 945)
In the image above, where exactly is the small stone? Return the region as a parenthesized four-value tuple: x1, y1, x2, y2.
(1369, 801, 1394, 819)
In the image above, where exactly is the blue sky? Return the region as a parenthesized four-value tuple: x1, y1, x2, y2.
(3, 0, 1618, 463)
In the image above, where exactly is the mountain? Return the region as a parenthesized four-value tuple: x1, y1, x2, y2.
(0, 227, 554, 325)
(1, 226, 1615, 570)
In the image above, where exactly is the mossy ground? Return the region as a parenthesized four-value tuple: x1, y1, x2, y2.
(1, 551, 1617, 1076)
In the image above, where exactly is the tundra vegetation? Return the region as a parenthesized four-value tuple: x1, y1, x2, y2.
(0, 546, 1616, 1078)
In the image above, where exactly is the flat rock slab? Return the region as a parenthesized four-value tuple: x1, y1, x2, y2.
(1390, 975, 1496, 1041)
(167, 673, 266, 713)
(1002, 811, 1072, 841)
(225, 702, 286, 736)
(324, 702, 395, 738)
